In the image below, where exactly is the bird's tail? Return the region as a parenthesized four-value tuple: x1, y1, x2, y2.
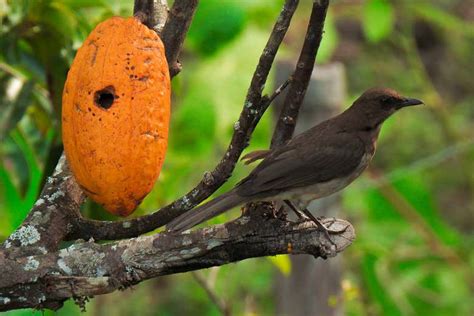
(166, 190, 245, 233)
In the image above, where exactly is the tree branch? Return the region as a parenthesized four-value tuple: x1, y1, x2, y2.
(192, 271, 230, 316)
(0, 155, 83, 257)
(66, 0, 299, 241)
(161, 0, 199, 77)
(133, 0, 169, 34)
(271, 0, 329, 148)
(0, 213, 354, 311)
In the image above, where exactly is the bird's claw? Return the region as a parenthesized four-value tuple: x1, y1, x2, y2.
(311, 217, 351, 253)
(320, 217, 349, 234)
(314, 219, 337, 249)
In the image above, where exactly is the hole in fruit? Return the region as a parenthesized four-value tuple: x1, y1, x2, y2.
(94, 86, 116, 109)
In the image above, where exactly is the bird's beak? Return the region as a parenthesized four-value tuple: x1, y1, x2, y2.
(399, 97, 424, 107)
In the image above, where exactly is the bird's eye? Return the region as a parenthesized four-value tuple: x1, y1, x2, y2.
(381, 96, 398, 105)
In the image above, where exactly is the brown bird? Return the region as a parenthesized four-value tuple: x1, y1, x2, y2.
(167, 88, 423, 234)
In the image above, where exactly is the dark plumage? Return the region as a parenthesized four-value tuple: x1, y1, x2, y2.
(167, 88, 423, 233)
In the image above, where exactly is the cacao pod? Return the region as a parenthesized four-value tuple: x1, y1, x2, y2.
(62, 17, 170, 216)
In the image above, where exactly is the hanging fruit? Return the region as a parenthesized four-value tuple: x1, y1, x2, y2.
(62, 17, 170, 216)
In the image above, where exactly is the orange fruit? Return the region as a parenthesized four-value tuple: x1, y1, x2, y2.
(62, 17, 170, 216)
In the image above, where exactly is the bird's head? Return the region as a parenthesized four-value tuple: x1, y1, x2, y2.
(349, 88, 423, 129)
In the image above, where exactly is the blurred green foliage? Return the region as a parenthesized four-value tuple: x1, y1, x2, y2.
(1, 0, 473, 315)
(362, 0, 394, 43)
(187, 0, 245, 56)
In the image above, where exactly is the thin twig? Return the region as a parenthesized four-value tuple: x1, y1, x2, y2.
(263, 78, 292, 107)
(133, 0, 169, 34)
(66, 0, 299, 241)
(192, 271, 231, 316)
(161, 0, 199, 77)
(271, 0, 330, 148)
(133, 0, 156, 29)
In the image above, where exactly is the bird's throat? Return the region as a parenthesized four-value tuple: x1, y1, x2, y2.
(370, 124, 382, 152)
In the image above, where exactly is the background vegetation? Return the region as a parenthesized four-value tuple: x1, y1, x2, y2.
(1, 0, 472, 315)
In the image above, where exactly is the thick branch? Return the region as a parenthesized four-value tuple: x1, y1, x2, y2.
(192, 271, 230, 316)
(0, 213, 354, 311)
(67, 0, 299, 242)
(271, 0, 329, 148)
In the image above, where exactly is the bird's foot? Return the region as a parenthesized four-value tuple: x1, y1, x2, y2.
(282, 200, 347, 253)
(272, 203, 287, 220)
(310, 216, 339, 250)
(307, 216, 351, 254)
(319, 216, 350, 234)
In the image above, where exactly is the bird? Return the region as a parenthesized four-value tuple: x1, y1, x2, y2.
(166, 88, 423, 234)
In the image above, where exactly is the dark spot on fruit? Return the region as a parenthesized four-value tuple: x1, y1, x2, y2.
(94, 86, 116, 109)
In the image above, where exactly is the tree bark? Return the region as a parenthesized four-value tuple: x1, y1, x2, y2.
(0, 210, 354, 311)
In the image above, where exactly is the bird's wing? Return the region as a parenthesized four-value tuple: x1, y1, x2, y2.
(241, 149, 271, 165)
(236, 131, 366, 197)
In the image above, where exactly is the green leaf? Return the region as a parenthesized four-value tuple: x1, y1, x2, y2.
(0, 160, 22, 231)
(391, 176, 460, 246)
(0, 79, 34, 140)
(45, 1, 78, 40)
(362, 0, 395, 43)
(187, 0, 246, 56)
(242, 0, 284, 28)
(267, 255, 292, 276)
(362, 254, 402, 316)
(8, 128, 43, 228)
(2, 0, 29, 26)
